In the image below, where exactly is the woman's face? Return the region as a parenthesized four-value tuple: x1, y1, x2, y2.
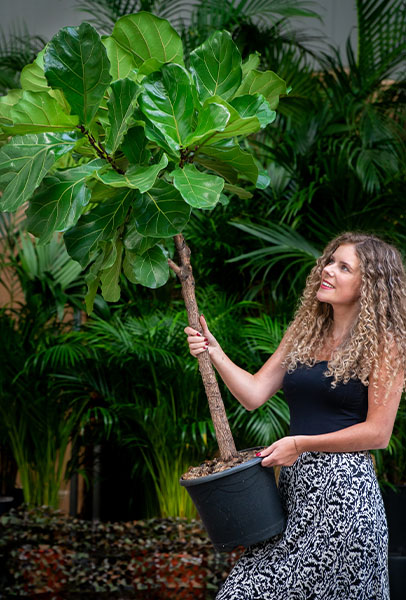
(316, 243, 362, 307)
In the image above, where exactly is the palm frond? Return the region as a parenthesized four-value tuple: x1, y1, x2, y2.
(191, 0, 320, 30)
(235, 0, 320, 21)
(243, 314, 287, 354)
(0, 212, 24, 242)
(74, 0, 195, 34)
(0, 22, 46, 93)
(12, 231, 83, 290)
(232, 394, 290, 446)
(228, 221, 319, 262)
(226, 221, 320, 296)
(84, 313, 182, 368)
(27, 332, 95, 373)
(357, 0, 406, 82)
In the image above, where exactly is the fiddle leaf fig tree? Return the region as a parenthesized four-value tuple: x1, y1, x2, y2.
(0, 13, 287, 462)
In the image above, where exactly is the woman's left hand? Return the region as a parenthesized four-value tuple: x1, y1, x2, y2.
(257, 436, 300, 467)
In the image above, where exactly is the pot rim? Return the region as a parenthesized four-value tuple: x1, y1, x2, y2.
(180, 456, 264, 487)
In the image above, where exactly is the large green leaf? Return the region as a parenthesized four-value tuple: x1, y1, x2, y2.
(123, 249, 139, 284)
(26, 159, 104, 244)
(110, 12, 183, 72)
(44, 22, 112, 126)
(143, 118, 180, 158)
(134, 179, 190, 238)
(124, 210, 157, 253)
(20, 50, 50, 92)
(124, 244, 169, 288)
(230, 94, 275, 128)
(105, 78, 140, 154)
(242, 52, 260, 78)
(223, 183, 253, 199)
(96, 153, 168, 192)
(235, 70, 287, 109)
(20, 52, 71, 113)
(121, 126, 151, 165)
(0, 90, 22, 127)
(0, 132, 80, 212)
(183, 102, 230, 147)
(139, 63, 194, 149)
(197, 96, 261, 145)
(172, 164, 224, 209)
(196, 140, 259, 185)
(84, 247, 106, 313)
(189, 31, 242, 102)
(64, 188, 134, 267)
(195, 153, 237, 183)
(102, 36, 136, 81)
(3, 91, 79, 135)
(100, 239, 123, 301)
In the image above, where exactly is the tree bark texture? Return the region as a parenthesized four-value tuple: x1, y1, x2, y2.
(169, 234, 238, 461)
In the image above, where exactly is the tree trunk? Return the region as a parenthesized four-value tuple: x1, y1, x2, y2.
(169, 234, 238, 461)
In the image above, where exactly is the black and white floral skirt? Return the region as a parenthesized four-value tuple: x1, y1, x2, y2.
(216, 451, 389, 600)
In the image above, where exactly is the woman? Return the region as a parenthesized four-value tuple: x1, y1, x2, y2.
(184, 232, 406, 600)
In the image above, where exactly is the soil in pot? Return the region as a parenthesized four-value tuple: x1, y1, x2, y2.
(182, 449, 260, 480)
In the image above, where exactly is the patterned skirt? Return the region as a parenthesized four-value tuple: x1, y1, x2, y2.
(216, 451, 389, 600)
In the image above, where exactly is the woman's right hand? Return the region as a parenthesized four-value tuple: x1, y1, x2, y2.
(184, 314, 220, 357)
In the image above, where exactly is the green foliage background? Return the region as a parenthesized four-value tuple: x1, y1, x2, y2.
(0, 0, 405, 520)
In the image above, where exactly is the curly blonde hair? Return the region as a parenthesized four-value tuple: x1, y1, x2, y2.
(282, 232, 406, 399)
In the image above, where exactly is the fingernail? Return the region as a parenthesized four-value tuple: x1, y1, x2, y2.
(196, 332, 202, 337)
(204, 338, 208, 342)
(256, 452, 261, 457)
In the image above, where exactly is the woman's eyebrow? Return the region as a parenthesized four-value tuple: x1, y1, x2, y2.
(329, 255, 354, 269)
(340, 260, 355, 270)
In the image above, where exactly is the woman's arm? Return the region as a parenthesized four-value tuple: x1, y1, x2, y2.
(259, 350, 404, 467)
(184, 315, 290, 410)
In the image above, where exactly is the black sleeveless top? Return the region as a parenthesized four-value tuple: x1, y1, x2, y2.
(282, 361, 368, 436)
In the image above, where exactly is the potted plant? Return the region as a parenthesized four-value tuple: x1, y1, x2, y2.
(0, 12, 288, 549)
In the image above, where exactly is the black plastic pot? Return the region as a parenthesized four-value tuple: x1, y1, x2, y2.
(180, 455, 286, 552)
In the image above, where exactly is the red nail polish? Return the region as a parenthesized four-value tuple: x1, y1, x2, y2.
(196, 332, 202, 337)
(256, 452, 261, 457)
(204, 338, 208, 342)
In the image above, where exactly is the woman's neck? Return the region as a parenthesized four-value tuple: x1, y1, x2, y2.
(330, 302, 360, 340)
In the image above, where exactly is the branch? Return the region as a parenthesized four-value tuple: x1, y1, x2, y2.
(77, 125, 125, 174)
(167, 257, 181, 276)
(174, 233, 191, 270)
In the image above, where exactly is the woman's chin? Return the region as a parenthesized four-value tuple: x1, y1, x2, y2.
(316, 289, 332, 303)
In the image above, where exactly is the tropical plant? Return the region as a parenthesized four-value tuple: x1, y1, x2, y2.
(0, 228, 92, 507)
(227, 0, 406, 304)
(0, 309, 90, 508)
(74, 0, 320, 41)
(0, 12, 288, 463)
(0, 229, 85, 319)
(373, 397, 406, 488)
(0, 23, 47, 95)
(33, 286, 264, 518)
(231, 313, 290, 448)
